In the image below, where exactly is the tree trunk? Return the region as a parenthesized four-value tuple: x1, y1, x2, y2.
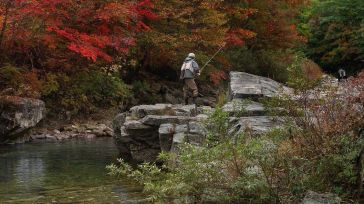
(0, 1, 11, 49)
(356, 127, 364, 199)
(357, 146, 364, 199)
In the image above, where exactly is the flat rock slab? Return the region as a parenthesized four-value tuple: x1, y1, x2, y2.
(140, 115, 195, 126)
(222, 100, 266, 116)
(124, 120, 153, 130)
(229, 116, 284, 136)
(229, 72, 292, 100)
(130, 104, 173, 118)
(130, 104, 197, 118)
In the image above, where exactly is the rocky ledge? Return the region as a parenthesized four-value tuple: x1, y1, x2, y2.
(30, 122, 114, 142)
(228, 71, 293, 100)
(113, 72, 288, 162)
(0, 96, 46, 144)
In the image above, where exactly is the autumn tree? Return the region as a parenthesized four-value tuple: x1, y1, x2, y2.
(130, 0, 307, 84)
(0, 0, 155, 114)
(227, 0, 307, 82)
(0, 0, 155, 70)
(132, 0, 256, 84)
(304, 0, 364, 74)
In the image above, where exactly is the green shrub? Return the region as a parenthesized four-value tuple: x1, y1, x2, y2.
(0, 64, 42, 98)
(132, 80, 151, 95)
(131, 80, 156, 104)
(227, 46, 292, 83)
(108, 108, 280, 203)
(0, 64, 22, 88)
(107, 138, 277, 203)
(42, 69, 130, 116)
(203, 107, 229, 145)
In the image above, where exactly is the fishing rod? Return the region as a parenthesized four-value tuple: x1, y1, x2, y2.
(200, 45, 225, 73)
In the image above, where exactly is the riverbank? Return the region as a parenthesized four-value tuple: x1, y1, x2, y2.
(2, 107, 117, 145)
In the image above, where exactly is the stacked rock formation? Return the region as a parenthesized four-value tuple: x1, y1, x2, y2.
(113, 72, 292, 162)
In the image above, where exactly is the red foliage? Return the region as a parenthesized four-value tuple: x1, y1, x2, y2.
(209, 70, 227, 85)
(1, 0, 155, 67)
(226, 28, 256, 46)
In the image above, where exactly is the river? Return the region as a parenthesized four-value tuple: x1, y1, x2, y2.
(0, 138, 145, 203)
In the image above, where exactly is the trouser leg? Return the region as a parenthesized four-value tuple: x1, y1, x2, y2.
(185, 79, 198, 97)
(184, 79, 198, 105)
(183, 80, 189, 105)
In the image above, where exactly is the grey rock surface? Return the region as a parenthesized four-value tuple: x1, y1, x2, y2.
(229, 72, 292, 100)
(175, 124, 188, 133)
(159, 124, 175, 151)
(229, 116, 284, 136)
(130, 104, 172, 118)
(0, 96, 46, 144)
(124, 120, 152, 130)
(130, 104, 197, 119)
(112, 113, 126, 137)
(301, 191, 341, 204)
(112, 104, 207, 161)
(171, 133, 187, 152)
(222, 99, 265, 116)
(140, 115, 194, 126)
(188, 121, 206, 135)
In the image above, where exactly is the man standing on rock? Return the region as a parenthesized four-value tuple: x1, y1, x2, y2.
(338, 68, 347, 82)
(180, 53, 200, 105)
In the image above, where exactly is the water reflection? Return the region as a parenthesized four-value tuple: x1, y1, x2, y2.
(15, 158, 45, 192)
(0, 138, 144, 203)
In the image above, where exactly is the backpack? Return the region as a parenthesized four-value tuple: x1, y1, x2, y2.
(180, 61, 195, 79)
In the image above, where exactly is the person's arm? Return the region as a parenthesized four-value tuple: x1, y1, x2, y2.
(193, 61, 200, 76)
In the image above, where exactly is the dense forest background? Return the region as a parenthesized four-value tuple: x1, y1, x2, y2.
(0, 0, 363, 116)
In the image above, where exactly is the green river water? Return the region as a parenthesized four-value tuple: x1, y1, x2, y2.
(0, 138, 145, 203)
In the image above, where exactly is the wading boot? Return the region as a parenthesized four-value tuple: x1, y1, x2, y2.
(192, 97, 197, 105)
(192, 97, 198, 115)
(184, 97, 189, 105)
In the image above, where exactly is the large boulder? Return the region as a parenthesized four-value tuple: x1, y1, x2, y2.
(228, 72, 292, 100)
(0, 96, 46, 144)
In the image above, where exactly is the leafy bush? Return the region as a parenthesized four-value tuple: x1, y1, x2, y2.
(107, 106, 280, 203)
(0, 64, 22, 88)
(203, 107, 229, 145)
(131, 80, 157, 104)
(286, 53, 320, 91)
(42, 69, 130, 116)
(107, 139, 277, 203)
(132, 80, 151, 95)
(264, 70, 364, 200)
(0, 64, 42, 98)
(227, 47, 293, 83)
